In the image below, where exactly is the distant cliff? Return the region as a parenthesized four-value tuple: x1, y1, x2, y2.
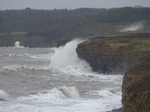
(1, 7, 150, 48)
(122, 55, 150, 112)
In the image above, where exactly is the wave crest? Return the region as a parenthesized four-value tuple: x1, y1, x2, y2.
(0, 90, 8, 101)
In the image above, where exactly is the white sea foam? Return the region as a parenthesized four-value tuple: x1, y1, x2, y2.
(15, 86, 121, 112)
(0, 40, 123, 112)
(1, 52, 51, 60)
(30, 53, 52, 60)
(0, 53, 30, 58)
(2, 64, 50, 71)
(50, 39, 91, 69)
(14, 41, 24, 48)
(0, 90, 8, 101)
(19, 86, 79, 101)
(85, 89, 122, 110)
(0, 104, 43, 112)
(54, 86, 80, 98)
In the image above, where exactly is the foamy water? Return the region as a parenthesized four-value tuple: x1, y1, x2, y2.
(0, 39, 123, 112)
(14, 41, 24, 48)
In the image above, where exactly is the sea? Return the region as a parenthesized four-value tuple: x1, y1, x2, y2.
(0, 39, 123, 112)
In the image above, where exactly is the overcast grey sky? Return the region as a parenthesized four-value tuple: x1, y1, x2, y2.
(0, 0, 150, 10)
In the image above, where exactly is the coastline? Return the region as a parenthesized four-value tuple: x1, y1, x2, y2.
(110, 108, 123, 112)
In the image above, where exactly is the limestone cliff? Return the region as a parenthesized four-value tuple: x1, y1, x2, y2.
(76, 39, 150, 74)
(57, 35, 150, 74)
(122, 55, 150, 112)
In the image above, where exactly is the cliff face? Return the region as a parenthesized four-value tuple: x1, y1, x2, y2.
(122, 55, 150, 112)
(57, 36, 150, 74)
(76, 40, 149, 74)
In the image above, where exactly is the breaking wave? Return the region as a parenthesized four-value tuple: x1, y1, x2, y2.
(52, 86, 80, 98)
(50, 39, 91, 70)
(0, 90, 8, 101)
(19, 86, 79, 102)
(14, 41, 24, 48)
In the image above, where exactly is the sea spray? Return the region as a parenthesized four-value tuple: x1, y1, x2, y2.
(120, 21, 145, 32)
(14, 41, 24, 48)
(50, 39, 91, 70)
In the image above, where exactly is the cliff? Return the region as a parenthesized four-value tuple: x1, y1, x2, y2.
(57, 35, 150, 111)
(122, 55, 150, 112)
(76, 36, 150, 74)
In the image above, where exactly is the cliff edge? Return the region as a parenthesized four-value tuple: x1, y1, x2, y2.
(76, 36, 150, 74)
(57, 35, 150, 74)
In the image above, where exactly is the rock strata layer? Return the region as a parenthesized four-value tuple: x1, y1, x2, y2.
(122, 55, 150, 112)
(76, 40, 149, 74)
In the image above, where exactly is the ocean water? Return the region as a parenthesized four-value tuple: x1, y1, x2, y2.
(0, 39, 123, 112)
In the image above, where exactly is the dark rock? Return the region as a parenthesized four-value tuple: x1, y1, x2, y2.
(76, 40, 149, 74)
(122, 55, 150, 112)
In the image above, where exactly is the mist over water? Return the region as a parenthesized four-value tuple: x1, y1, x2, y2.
(0, 39, 123, 112)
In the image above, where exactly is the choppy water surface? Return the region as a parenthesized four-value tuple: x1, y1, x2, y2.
(0, 40, 123, 112)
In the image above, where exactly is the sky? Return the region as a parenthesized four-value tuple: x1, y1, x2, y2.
(0, 0, 150, 10)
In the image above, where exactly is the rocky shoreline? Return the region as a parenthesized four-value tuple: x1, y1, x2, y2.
(110, 108, 123, 112)
(57, 35, 150, 74)
(57, 35, 150, 112)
